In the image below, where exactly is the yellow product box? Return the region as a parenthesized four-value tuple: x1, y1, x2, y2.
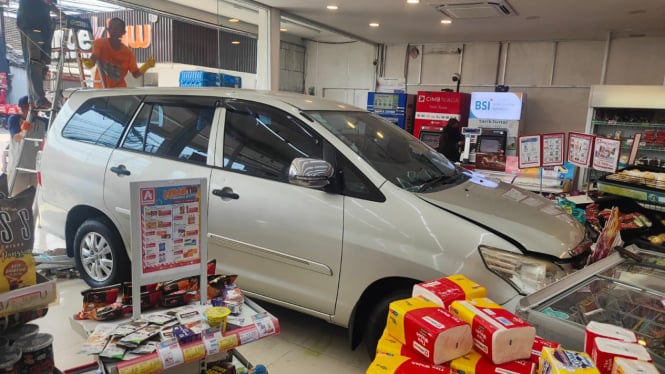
(366, 353, 453, 374)
(611, 357, 659, 374)
(540, 347, 600, 374)
(412, 274, 487, 308)
(450, 349, 536, 374)
(0, 251, 36, 292)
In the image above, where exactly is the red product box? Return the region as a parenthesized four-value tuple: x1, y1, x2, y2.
(584, 321, 637, 355)
(591, 337, 651, 374)
(450, 298, 536, 365)
(450, 349, 536, 374)
(530, 335, 561, 364)
(412, 274, 487, 308)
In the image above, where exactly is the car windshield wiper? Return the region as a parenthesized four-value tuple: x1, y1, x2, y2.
(418, 173, 464, 192)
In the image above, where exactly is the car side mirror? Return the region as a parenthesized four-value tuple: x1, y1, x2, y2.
(288, 158, 334, 188)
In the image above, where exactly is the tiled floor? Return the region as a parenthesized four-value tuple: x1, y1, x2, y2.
(1, 126, 371, 373)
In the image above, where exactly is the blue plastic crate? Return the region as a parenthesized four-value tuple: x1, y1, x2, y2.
(179, 70, 219, 87)
(220, 73, 242, 88)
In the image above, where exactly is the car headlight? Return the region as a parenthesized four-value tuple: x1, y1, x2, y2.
(479, 245, 574, 295)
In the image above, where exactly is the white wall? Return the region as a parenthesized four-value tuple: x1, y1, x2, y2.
(304, 40, 377, 107)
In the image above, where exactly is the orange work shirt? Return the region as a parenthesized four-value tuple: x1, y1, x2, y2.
(92, 38, 139, 88)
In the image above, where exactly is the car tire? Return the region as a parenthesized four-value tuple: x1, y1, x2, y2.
(364, 288, 412, 359)
(74, 218, 130, 287)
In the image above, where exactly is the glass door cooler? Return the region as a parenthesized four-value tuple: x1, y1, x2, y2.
(517, 246, 665, 371)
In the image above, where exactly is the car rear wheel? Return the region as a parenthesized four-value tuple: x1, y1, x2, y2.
(364, 288, 412, 359)
(74, 218, 129, 287)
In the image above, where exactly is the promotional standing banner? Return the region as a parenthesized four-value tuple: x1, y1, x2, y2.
(567, 132, 595, 168)
(517, 135, 541, 169)
(130, 178, 208, 319)
(592, 137, 622, 173)
(541, 133, 565, 167)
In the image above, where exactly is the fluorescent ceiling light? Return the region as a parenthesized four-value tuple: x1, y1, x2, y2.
(280, 28, 288, 32)
(229, 18, 240, 23)
(407, 0, 420, 3)
(369, 22, 380, 27)
(231, 41, 240, 45)
(326, 5, 339, 10)
(441, 19, 452, 24)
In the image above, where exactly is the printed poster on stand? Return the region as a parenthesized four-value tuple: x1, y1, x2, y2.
(566, 132, 595, 168)
(130, 178, 208, 318)
(518, 135, 542, 169)
(592, 137, 622, 173)
(541, 133, 565, 167)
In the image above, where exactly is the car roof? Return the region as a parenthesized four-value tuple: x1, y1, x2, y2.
(66, 87, 366, 112)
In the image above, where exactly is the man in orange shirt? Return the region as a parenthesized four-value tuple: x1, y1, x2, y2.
(83, 17, 154, 88)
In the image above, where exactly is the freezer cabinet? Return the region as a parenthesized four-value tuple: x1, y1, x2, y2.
(517, 247, 665, 371)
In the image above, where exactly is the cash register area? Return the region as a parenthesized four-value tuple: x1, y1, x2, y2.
(31, 230, 371, 373)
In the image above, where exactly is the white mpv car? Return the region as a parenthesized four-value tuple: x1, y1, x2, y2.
(37, 87, 590, 355)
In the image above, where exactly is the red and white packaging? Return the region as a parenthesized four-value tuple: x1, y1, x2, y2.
(366, 353, 452, 374)
(584, 321, 637, 355)
(530, 335, 561, 364)
(611, 357, 659, 374)
(450, 349, 536, 374)
(386, 297, 473, 364)
(450, 298, 536, 365)
(412, 274, 487, 308)
(592, 337, 651, 374)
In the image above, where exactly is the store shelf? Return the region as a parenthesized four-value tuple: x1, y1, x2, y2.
(592, 120, 665, 128)
(0, 273, 57, 317)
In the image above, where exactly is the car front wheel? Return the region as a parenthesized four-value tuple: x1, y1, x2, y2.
(74, 218, 129, 287)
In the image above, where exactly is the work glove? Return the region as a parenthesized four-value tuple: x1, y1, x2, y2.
(81, 58, 95, 69)
(138, 56, 156, 74)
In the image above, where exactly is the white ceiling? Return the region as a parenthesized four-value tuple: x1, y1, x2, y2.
(253, 0, 665, 44)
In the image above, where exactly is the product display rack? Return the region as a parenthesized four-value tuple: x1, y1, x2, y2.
(70, 298, 279, 374)
(583, 85, 665, 191)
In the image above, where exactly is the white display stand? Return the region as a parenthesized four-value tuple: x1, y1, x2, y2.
(129, 179, 208, 318)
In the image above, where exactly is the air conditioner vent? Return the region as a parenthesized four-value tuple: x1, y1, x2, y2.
(433, 1, 517, 19)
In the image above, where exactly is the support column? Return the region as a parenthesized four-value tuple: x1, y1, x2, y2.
(256, 7, 280, 90)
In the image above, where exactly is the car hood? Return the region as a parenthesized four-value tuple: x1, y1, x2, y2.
(416, 177, 586, 259)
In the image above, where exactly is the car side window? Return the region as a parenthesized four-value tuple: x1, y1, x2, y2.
(122, 97, 216, 165)
(63, 95, 141, 147)
(223, 100, 323, 182)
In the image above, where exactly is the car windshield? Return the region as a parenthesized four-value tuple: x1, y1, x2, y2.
(307, 110, 470, 192)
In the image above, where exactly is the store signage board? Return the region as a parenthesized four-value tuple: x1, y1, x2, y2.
(592, 137, 622, 173)
(518, 135, 542, 169)
(542, 133, 565, 167)
(130, 178, 208, 319)
(470, 92, 523, 120)
(414, 91, 465, 127)
(567, 132, 595, 168)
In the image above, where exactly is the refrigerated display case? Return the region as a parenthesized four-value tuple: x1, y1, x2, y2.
(517, 245, 665, 372)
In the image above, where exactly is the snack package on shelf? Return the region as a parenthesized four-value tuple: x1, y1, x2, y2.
(450, 297, 536, 365)
(0, 186, 37, 292)
(386, 296, 472, 364)
(412, 274, 486, 308)
(540, 347, 600, 374)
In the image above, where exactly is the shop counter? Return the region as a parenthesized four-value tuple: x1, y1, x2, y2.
(70, 298, 279, 374)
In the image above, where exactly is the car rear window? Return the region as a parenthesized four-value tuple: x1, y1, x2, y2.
(63, 95, 142, 148)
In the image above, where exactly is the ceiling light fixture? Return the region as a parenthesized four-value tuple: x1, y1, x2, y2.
(231, 41, 240, 45)
(326, 5, 338, 10)
(441, 19, 452, 24)
(229, 18, 240, 23)
(280, 28, 287, 32)
(369, 22, 380, 27)
(407, 0, 420, 3)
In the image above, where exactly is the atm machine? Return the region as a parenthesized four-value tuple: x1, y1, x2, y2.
(366, 92, 416, 133)
(413, 91, 471, 150)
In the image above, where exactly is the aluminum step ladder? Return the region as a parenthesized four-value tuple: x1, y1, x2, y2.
(8, 15, 93, 197)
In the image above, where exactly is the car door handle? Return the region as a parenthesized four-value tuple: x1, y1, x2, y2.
(110, 164, 131, 176)
(212, 189, 239, 200)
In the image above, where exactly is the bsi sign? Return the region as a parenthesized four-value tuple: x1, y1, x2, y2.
(470, 92, 525, 120)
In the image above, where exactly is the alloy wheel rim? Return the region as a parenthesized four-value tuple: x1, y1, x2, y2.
(80, 232, 114, 282)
